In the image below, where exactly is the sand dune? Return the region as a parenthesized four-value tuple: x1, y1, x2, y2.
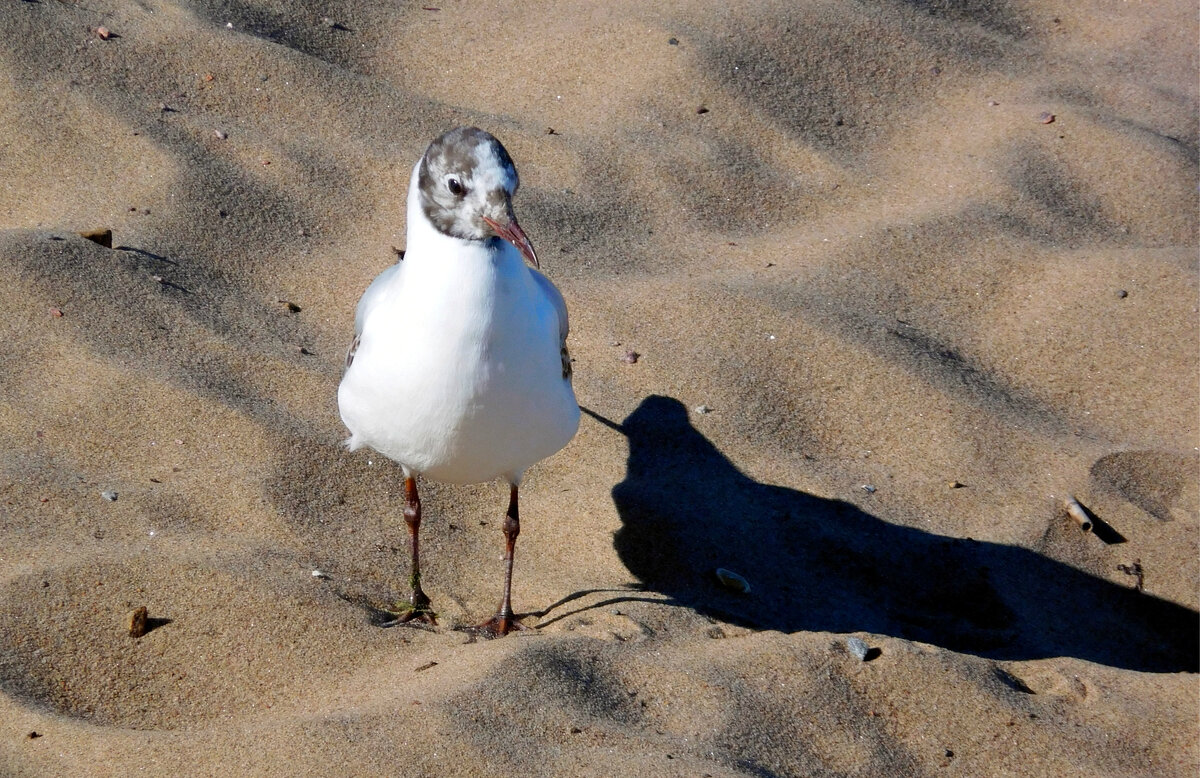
(1, 0, 1196, 775)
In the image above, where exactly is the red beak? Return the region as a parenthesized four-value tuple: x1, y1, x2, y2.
(483, 215, 539, 269)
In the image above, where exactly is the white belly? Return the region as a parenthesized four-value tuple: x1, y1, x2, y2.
(337, 251, 578, 485)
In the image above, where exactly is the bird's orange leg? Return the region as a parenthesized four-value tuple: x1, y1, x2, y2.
(393, 476, 436, 624)
(471, 484, 528, 637)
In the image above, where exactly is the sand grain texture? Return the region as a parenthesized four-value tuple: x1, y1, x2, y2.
(0, 0, 1196, 776)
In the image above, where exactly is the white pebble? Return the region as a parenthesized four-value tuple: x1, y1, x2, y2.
(715, 568, 750, 594)
(101, 490, 118, 502)
(694, 405, 711, 414)
(311, 569, 330, 579)
(847, 636, 871, 661)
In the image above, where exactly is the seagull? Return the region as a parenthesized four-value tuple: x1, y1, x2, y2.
(338, 127, 580, 637)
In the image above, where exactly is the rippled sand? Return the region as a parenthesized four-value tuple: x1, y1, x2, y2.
(1, 1, 1196, 775)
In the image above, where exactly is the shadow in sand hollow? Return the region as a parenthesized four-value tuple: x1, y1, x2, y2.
(608, 396, 1198, 673)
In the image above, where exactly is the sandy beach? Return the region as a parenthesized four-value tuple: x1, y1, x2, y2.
(0, 0, 1196, 775)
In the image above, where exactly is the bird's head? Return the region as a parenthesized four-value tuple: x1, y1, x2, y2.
(417, 126, 539, 268)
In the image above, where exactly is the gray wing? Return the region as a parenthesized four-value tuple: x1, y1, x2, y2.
(346, 261, 402, 369)
(530, 268, 572, 380)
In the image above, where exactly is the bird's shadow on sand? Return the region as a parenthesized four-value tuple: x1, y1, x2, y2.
(602, 396, 1198, 674)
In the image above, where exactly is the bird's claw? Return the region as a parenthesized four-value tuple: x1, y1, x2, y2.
(386, 591, 437, 626)
(465, 612, 528, 639)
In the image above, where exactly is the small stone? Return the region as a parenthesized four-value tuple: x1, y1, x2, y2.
(101, 490, 118, 502)
(27, 731, 41, 740)
(668, 37, 679, 45)
(127, 606, 149, 638)
(987, 100, 999, 106)
(1116, 289, 1128, 299)
(610, 608, 622, 616)
(311, 569, 329, 579)
(714, 568, 750, 594)
(279, 300, 302, 313)
(696, 106, 709, 115)
(846, 636, 870, 661)
(96, 26, 112, 40)
(947, 480, 964, 489)
(861, 484, 876, 494)
(1038, 111, 1056, 124)
(694, 405, 711, 415)
(214, 129, 228, 140)
(49, 308, 63, 318)
(622, 350, 640, 364)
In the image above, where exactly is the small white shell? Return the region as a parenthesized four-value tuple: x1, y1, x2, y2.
(311, 569, 330, 580)
(715, 568, 750, 594)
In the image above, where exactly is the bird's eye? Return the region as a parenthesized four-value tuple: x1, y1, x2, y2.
(447, 178, 465, 196)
